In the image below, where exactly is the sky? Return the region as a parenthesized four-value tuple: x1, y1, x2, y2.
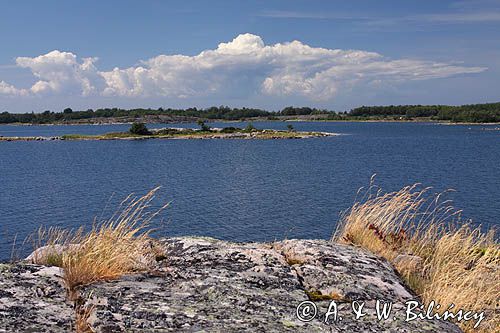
(0, 0, 499, 113)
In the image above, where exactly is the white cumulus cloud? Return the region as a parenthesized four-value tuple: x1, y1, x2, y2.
(15, 50, 103, 96)
(0, 81, 28, 96)
(0, 33, 487, 101)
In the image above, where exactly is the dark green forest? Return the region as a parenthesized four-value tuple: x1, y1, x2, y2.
(349, 102, 500, 123)
(0, 106, 330, 124)
(1, 102, 499, 124)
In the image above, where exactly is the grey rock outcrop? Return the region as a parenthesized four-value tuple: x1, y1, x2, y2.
(0, 263, 73, 332)
(0, 237, 462, 332)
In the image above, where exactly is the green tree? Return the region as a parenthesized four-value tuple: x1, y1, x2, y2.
(245, 122, 256, 132)
(197, 120, 211, 132)
(129, 122, 151, 135)
(287, 124, 294, 132)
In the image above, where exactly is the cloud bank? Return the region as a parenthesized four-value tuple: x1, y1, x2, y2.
(0, 33, 487, 101)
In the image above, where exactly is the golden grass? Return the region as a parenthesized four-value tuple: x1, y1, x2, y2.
(74, 301, 95, 333)
(29, 188, 168, 332)
(333, 179, 499, 333)
(32, 188, 168, 292)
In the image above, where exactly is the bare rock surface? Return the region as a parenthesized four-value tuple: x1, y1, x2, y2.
(274, 239, 415, 302)
(1, 237, 462, 332)
(0, 263, 73, 332)
(80, 237, 461, 332)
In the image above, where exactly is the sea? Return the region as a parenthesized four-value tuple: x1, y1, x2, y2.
(1, 121, 499, 260)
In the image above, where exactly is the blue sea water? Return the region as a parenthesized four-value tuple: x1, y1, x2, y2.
(0, 121, 499, 260)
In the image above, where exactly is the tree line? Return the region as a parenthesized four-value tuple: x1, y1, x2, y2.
(349, 103, 500, 123)
(1, 102, 499, 124)
(0, 106, 332, 124)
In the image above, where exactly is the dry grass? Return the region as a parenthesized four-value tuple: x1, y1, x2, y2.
(30, 188, 169, 332)
(32, 187, 168, 291)
(74, 302, 96, 333)
(333, 179, 499, 333)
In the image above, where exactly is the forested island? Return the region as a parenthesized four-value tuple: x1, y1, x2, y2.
(349, 102, 500, 123)
(1, 102, 499, 125)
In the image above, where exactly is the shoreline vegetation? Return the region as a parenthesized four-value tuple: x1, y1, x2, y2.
(1, 102, 500, 126)
(333, 180, 499, 333)
(0, 122, 338, 141)
(24, 181, 499, 333)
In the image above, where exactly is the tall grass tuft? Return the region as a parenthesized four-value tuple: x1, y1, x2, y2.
(333, 179, 499, 333)
(30, 188, 168, 332)
(32, 188, 168, 292)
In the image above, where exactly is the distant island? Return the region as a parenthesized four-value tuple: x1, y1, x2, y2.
(1, 102, 500, 125)
(0, 122, 338, 141)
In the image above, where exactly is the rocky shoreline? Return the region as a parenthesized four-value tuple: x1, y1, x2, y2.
(0, 237, 462, 332)
(0, 136, 63, 141)
(0, 129, 338, 142)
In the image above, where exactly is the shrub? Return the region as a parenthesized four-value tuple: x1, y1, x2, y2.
(220, 127, 242, 133)
(129, 122, 151, 135)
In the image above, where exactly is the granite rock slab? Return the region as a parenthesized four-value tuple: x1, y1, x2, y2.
(80, 237, 461, 332)
(0, 263, 73, 332)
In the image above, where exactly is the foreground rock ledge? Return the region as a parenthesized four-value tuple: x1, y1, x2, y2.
(0, 237, 461, 332)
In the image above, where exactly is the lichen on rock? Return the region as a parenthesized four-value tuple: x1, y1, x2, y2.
(0, 263, 74, 332)
(1, 237, 462, 332)
(79, 237, 461, 332)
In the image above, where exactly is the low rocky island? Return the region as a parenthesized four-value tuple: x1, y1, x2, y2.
(0, 124, 338, 142)
(0, 237, 461, 332)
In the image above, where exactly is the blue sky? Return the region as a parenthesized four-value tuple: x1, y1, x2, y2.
(0, 0, 499, 112)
